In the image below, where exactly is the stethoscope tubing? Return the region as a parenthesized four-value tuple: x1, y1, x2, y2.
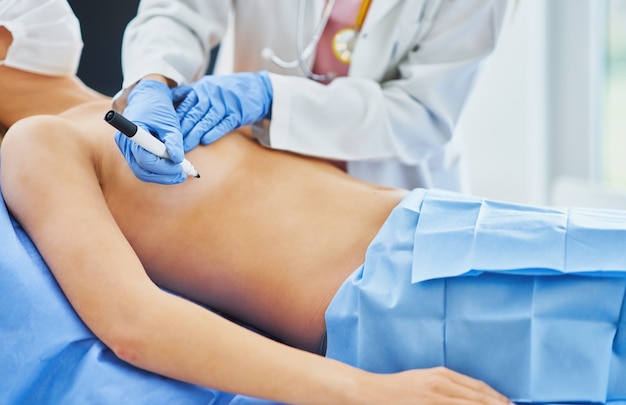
(261, 0, 336, 81)
(263, 0, 444, 81)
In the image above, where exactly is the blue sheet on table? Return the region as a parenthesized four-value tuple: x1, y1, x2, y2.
(3, 182, 626, 405)
(326, 189, 626, 405)
(0, 185, 241, 404)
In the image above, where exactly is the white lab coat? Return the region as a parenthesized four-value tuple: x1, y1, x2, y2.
(122, 0, 511, 190)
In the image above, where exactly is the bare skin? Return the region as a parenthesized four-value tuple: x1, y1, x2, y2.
(96, 99, 404, 351)
(0, 70, 510, 404)
(0, 26, 106, 132)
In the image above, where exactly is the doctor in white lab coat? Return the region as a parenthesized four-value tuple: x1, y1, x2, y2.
(117, 0, 511, 190)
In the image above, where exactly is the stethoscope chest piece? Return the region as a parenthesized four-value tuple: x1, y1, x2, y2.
(332, 0, 372, 64)
(332, 27, 358, 64)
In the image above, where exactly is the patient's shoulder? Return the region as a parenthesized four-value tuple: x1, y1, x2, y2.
(1, 109, 105, 169)
(2, 114, 75, 156)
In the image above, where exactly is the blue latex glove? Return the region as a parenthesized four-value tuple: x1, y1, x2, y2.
(173, 71, 273, 152)
(114, 80, 186, 184)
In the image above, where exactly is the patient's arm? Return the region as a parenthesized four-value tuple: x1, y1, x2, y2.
(1, 112, 379, 403)
(1, 112, 509, 405)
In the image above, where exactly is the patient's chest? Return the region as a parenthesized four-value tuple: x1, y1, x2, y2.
(98, 129, 404, 350)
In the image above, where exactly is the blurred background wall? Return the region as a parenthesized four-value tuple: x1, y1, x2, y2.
(67, 0, 140, 96)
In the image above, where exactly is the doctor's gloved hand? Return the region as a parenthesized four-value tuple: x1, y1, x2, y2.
(114, 79, 187, 184)
(173, 71, 273, 151)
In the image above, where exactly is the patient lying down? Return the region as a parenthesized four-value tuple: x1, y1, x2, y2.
(2, 75, 626, 404)
(6, 98, 407, 350)
(1, 95, 490, 403)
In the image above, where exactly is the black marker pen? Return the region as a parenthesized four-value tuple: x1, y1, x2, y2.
(104, 110, 200, 178)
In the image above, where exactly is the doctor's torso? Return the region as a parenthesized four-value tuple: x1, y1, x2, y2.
(225, 0, 435, 82)
(127, 0, 508, 190)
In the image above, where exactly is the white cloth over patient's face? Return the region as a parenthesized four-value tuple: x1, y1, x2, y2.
(0, 0, 83, 76)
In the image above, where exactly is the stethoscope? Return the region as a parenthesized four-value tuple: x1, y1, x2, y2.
(262, 0, 338, 82)
(261, 0, 444, 82)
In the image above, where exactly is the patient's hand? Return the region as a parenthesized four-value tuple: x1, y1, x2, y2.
(359, 367, 511, 405)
